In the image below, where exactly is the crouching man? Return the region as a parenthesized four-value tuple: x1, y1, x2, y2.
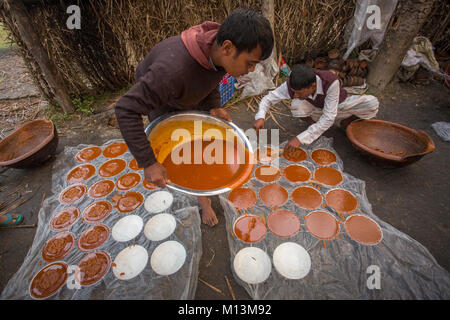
(253, 64, 379, 152)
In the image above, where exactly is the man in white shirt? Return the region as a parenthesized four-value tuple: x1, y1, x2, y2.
(253, 64, 379, 152)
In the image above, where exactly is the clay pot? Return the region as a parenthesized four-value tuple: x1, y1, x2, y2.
(328, 49, 340, 59)
(314, 57, 328, 69)
(0, 119, 58, 168)
(346, 119, 435, 167)
(359, 59, 369, 69)
(342, 76, 365, 87)
(305, 58, 315, 68)
(328, 58, 344, 71)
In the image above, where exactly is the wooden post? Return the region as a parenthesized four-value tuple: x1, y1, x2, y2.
(367, 0, 436, 93)
(5, 0, 75, 113)
(261, 0, 277, 63)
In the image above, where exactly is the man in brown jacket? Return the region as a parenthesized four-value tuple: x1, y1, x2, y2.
(115, 9, 274, 226)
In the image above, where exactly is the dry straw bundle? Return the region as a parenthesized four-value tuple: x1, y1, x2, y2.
(0, 0, 447, 103)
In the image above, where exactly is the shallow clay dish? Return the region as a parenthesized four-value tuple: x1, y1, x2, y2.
(325, 189, 358, 214)
(88, 180, 115, 199)
(256, 146, 279, 164)
(0, 119, 58, 169)
(29, 261, 68, 300)
(233, 247, 271, 284)
(282, 147, 307, 162)
(116, 172, 141, 191)
(102, 142, 128, 158)
(291, 186, 322, 210)
(304, 211, 340, 240)
(49, 207, 80, 231)
(113, 245, 148, 280)
(66, 164, 96, 184)
(233, 215, 267, 243)
(98, 158, 127, 177)
(75, 146, 102, 163)
(344, 214, 383, 245)
(311, 148, 337, 165)
(267, 209, 301, 238)
(144, 213, 177, 241)
(259, 184, 289, 207)
(111, 215, 143, 242)
(150, 240, 187, 276)
(144, 191, 173, 214)
(346, 119, 435, 167)
(112, 191, 144, 213)
(41, 231, 75, 263)
(273, 242, 311, 280)
(254, 165, 281, 183)
(82, 200, 113, 224)
(78, 224, 110, 252)
(313, 167, 342, 186)
(283, 165, 311, 182)
(76, 251, 111, 286)
(59, 184, 87, 205)
(129, 158, 142, 170)
(227, 188, 257, 210)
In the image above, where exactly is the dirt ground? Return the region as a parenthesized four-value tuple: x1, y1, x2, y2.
(0, 48, 449, 299)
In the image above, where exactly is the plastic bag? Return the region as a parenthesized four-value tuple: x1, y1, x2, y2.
(343, 0, 399, 59)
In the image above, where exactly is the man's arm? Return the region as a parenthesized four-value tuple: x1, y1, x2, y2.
(295, 80, 340, 145)
(197, 87, 221, 111)
(254, 81, 290, 120)
(115, 67, 172, 169)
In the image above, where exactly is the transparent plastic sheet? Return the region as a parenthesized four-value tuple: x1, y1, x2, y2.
(0, 139, 202, 300)
(220, 136, 450, 299)
(343, 0, 398, 59)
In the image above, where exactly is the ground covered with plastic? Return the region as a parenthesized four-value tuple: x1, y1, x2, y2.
(220, 136, 450, 299)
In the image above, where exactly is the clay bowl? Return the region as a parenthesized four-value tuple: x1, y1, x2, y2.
(0, 119, 58, 169)
(346, 119, 435, 167)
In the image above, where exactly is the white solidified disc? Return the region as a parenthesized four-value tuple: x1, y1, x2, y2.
(111, 215, 143, 242)
(113, 245, 148, 280)
(144, 213, 176, 241)
(150, 240, 186, 276)
(233, 247, 271, 284)
(273, 242, 311, 280)
(144, 191, 173, 214)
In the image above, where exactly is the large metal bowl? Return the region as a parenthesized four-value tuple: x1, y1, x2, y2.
(145, 111, 254, 196)
(346, 119, 435, 168)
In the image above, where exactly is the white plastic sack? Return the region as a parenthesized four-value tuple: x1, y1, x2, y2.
(343, 0, 399, 59)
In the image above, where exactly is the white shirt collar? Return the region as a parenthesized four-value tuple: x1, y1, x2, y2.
(308, 75, 323, 99)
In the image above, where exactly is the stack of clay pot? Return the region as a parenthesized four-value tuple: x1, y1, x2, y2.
(305, 49, 368, 87)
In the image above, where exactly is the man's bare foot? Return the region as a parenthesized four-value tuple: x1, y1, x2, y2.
(197, 196, 218, 227)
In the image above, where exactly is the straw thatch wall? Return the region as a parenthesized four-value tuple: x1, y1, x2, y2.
(0, 0, 447, 102)
(0, 0, 357, 99)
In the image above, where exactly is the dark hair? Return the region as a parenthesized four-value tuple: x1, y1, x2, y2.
(216, 8, 274, 60)
(290, 64, 316, 90)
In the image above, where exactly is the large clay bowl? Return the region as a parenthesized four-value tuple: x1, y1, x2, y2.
(346, 119, 435, 168)
(0, 119, 58, 168)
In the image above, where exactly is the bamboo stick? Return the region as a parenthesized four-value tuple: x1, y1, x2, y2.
(198, 278, 224, 295)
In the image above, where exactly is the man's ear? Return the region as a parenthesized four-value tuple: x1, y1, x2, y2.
(220, 40, 235, 57)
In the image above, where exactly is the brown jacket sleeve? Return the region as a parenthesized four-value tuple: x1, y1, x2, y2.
(115, 67, 176, 169)
(196, 87, 221, 111)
